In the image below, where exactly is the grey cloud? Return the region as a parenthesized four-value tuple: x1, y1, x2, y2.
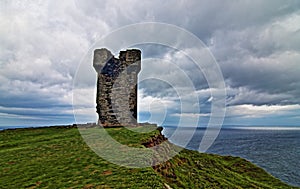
(0, 0, 107, 124)
(226, 87, 293, 106)
(1, 0, 300, 126)
(219, 49, 300, 105)
(207, 10, 300, 106)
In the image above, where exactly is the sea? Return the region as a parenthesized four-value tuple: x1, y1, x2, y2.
(162, 126, 300, 187)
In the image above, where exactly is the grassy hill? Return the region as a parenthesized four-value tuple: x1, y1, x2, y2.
(0, 126, 297, 188)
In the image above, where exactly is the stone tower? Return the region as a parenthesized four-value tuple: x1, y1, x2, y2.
(93, 48, 141, 127)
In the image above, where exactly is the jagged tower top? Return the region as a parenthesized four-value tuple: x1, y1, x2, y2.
(93, 48, 141, 73)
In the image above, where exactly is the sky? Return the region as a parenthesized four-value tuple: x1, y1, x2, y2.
(1, 0, 300, 127)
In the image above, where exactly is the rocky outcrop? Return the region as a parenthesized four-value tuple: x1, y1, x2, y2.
(141, 127, 168, 148)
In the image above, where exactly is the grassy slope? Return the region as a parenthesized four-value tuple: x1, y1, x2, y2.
(0, 126, 297, 189)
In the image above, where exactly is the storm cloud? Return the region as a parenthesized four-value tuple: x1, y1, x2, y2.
(1, 0, 300, 126)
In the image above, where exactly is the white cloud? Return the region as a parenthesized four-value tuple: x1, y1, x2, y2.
(171, 113, 210, 118)
(138, 89, 177, 114)
(226, 104, 300, 118)
(226, 87, 292, 106)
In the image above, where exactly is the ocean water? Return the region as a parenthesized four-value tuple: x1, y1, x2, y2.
(162, 126, 300, 187)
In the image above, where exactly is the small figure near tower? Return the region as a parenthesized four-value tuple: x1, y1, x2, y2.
(93, 48, 141, 127)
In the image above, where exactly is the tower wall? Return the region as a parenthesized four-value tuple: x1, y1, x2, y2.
(93, 48, 141, 127)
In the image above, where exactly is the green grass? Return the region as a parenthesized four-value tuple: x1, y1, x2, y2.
(0, 126, 297, 188)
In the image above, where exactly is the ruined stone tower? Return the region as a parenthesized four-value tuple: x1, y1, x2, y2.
(93, 48, 141, 127)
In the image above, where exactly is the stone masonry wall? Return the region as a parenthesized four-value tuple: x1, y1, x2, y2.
(93, 48, 141, 127)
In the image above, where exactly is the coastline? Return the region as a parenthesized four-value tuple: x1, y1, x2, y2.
(0, 125, 297, 188)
